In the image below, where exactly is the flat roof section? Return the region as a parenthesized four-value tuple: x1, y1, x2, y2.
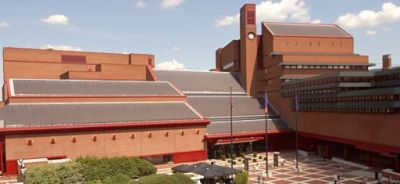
(0, 102, 202, 127)
(155, 70, 245, 94)
(264, 22, 351, 38)
(10, 79, 183, 97)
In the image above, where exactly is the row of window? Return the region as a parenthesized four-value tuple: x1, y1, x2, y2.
(282, 88, 339, 97)
(283, 40, 344, 48)
(375, 73, 400, 81)
(282, 65, 367, 70)
(283, 77, 371, 90)
(295, 107, 394, 113)
(298, 94, 397, 103)
(24, 130, 201, 146)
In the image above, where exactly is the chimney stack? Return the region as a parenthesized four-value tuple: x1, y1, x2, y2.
(382, 54, 392, 70)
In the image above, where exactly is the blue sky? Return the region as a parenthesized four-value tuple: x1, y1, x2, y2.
(1, 0, 400, 76)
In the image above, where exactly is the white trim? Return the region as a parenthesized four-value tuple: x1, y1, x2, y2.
(187, 95, 253, 97)
(222, 62, 234, 70)
(9, 78, 170, 84)
(8, 101, 186, 105)
(165, 81, 185, 96)
(210, 115, 268, 118)
(184, 102, 205, 119)
(211, 118, 279, 123)
(183, 91, 246, 95)
(9, 79, 16, 96)
(155, 69, 235, 74)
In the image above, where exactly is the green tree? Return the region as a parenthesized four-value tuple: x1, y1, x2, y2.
(234, 171, 249, 184)
(76, 156, 156, 183)
(24, 162, 84, 184)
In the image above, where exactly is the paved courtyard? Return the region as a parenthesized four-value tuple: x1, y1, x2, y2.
(238, 151, 379, 184)
(157, 150, 394, 184)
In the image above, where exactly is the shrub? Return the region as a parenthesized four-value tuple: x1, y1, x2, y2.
(171, 173, 194, 184)
(220, 155, 226, 161)
(234, 171, 249, 184)
(24, 162, 84, 184)
(76, 156, 156, 183)
(134, 173, 193, 184)
(258, 156, 263, 159)
(104, 173, 133, 184)
(253, 152, 257, 157)
(253, 159, 257, 162)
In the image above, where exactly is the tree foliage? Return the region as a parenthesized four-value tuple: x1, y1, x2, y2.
(24, 156, 156, 184)
(133, 173, 194, 184)
(103, 173, 133, 184)
(234, 171, 249, 184)
(76, 156, 156, 183)
(24, 162, 84, 184)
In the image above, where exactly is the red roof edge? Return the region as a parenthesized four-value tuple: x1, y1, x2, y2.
(0, 119, 210, 135)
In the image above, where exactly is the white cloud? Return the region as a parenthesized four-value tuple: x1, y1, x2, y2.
(161, 0, 183, 9)
(311, 19, 321, 24)
(366, 30, 377, 36)
(172, 46, 180, 51)
(0, 21, 10, 28)
(215, 14, 240, 27)
(41, 14, 69, 25)
(40, 44, 82, 51)
(135, 0, 147, 8)
(156, 59, 185, 70)
(215, 0, 318, 27)
(336, 2, 400, 29)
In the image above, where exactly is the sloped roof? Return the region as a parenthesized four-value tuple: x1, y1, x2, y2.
(11, 79, 182, 97)
(187, 96, 265, 118)
(207, 119, 290, 134)
(0, 102, 202, 127)
(155, 70, 245, 94)
(263, 22, 351, 38)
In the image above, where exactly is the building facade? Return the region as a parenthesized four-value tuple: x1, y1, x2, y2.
(0, 48, 209, 175)
(216, 4, 400, 171)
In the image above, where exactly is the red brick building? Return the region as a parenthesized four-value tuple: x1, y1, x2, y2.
(0, 46, 291, 176)
(0, 3, 399, 176)
(216, 4, 400, 171)
(0, 48, 209, 175)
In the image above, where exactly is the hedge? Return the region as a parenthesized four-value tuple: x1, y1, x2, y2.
(76, 156, 156, 182)
(134, 173, 194, 184)
(24, 162, 84, 184)
(24, 157, 196, 184)
(103, 173, 133, 184)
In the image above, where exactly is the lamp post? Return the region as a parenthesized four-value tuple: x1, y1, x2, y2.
(294, 92, 299, 172)
(264, 84, 269, 178)
(230, 86, 234, 169)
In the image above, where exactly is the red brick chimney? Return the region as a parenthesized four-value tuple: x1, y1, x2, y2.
(382, 54, 392, 69)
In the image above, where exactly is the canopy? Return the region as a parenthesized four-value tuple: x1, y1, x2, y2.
(172, 162, 239, 179)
